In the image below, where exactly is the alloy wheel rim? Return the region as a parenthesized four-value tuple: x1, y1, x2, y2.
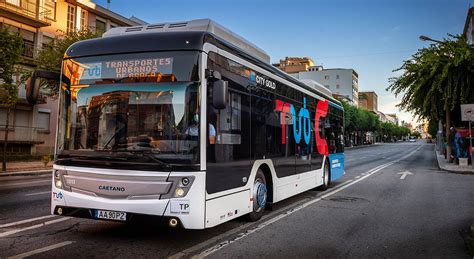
(253, 180, 267, 212)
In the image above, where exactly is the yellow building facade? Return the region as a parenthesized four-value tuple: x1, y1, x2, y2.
(0, 0, 144, 156)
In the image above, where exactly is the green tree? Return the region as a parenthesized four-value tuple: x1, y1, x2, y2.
(34, 29, 100, 95)
(428, 119, 438, 138)
(388, 34, 474, 160)
(0, 28, 24, 172)
(411, 131, 422, 138)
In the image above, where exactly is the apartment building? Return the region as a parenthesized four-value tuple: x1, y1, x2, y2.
(358, 91, 378, 112)
(0, 0, 145, 155)
(292, 67, 359, 106)
(273, 57, 315, 74)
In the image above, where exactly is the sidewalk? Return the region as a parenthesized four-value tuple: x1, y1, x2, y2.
(434, 150, 474, 174)
(0, 161, 53, 177)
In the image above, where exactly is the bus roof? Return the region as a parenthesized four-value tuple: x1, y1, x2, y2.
(103, 19, 271, 64)
(65, 31, 342, 108)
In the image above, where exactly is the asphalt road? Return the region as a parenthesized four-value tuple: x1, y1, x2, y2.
(0, 142, 473, 258)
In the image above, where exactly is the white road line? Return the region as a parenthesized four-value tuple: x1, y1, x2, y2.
(7, 241, 74, 259)
(169, 180, 360, 258)
(0, 180, 50, 187)
(24, 191, 51, 196)
(0, 217, 70, 238)
(0, 215, 56, 228)
(194, 146, 422, 258)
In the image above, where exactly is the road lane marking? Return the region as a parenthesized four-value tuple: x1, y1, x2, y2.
(0, 180, 50, 187)
(7, 241, 74, 259)
(0, 217, 70, 238)
(192, 146, 422, 258)
(25, 191, 51, 196)
(398, 171, 413, 180)
(0, 215, 56, 228)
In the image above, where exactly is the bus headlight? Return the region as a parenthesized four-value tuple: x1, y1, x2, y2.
(181, 177, 190, 186)
(54, 170, 66, 189)
(175, 188, 185, 197)
(162, 176, 195, 199)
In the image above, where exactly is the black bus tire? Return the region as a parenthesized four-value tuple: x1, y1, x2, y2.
(317, 159, 331, 191)
(246, 169, 267, 222)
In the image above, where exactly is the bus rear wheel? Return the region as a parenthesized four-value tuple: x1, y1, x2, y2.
(247, 170, 267, 222)
(317, 159, 331, 191)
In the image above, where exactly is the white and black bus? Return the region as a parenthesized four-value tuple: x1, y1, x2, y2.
(46, 19, 345, 229)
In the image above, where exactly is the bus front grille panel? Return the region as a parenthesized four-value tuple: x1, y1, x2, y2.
(62, 171, 171, 199)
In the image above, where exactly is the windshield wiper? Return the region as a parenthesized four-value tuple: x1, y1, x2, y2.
(126, 150, 171, 169)
(65, 154, 128, 162)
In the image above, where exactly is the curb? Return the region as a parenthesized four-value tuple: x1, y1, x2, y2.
(434, 150, 474, 174)
(0, 169, 52, 177)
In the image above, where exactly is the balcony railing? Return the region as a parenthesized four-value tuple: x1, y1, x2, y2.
(0, 126, 43, 144)
(0, 0, 52, 26)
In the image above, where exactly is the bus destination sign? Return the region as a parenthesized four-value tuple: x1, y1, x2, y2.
(80, 58, 173, 81)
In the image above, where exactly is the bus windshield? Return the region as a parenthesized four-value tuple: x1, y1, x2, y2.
(56, 51, 201, 171)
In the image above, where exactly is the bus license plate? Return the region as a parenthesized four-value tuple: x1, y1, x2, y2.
(95, 210, 126, 221)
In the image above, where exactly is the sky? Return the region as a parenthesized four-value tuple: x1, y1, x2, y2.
(93, 0, 472, 126)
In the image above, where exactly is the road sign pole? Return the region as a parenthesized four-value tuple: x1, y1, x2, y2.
(468, 119, 473, 168)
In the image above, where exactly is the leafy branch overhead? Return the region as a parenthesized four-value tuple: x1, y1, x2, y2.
(35, 29, 101, 95)
(388, 34, 474, 121)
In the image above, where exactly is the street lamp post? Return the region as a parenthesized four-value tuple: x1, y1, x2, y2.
(419, 35, 444, 44)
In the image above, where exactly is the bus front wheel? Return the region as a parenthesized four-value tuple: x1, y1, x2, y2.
(318, 159, 331, 191)
(247, 170, 267, 221)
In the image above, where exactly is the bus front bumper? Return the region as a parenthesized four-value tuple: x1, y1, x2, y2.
(51, 167, 206, 229)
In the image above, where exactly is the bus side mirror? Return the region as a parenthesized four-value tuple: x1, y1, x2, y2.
(26, 70, 61, 104)
(26, 73, 41, 105)
(212, 79, 228, 110)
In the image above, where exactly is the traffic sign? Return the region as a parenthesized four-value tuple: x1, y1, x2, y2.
(461, 104, 474, 121)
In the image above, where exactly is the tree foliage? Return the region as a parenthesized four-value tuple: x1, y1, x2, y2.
(427, 119, 438, 138)
(0, 28, 23, 108)
(387, 34, 474, 121)
(34, 29, 101, 95)
(340, 99, 410, 143)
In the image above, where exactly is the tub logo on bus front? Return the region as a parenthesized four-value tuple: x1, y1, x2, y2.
(275, 97, 329, 156)
(52, 191, 63, 200)
(98, 185, 126, 192)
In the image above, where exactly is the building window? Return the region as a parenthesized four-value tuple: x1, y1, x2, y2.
(324, 85, 330, 89)
(0, 109, 8, 128)
(67, 5, 76, 33)
(44, 0, 56, 20)
(96, 19, 106, 34)
(324, 75, 330, 80)
(80, 10, 87, 30)
(19, 28, 35, 58)
(37, 111, 50, 131)
(336, 84, 340, 89)
(336, 74, 339, 79)
(42, 35, 53, 49)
